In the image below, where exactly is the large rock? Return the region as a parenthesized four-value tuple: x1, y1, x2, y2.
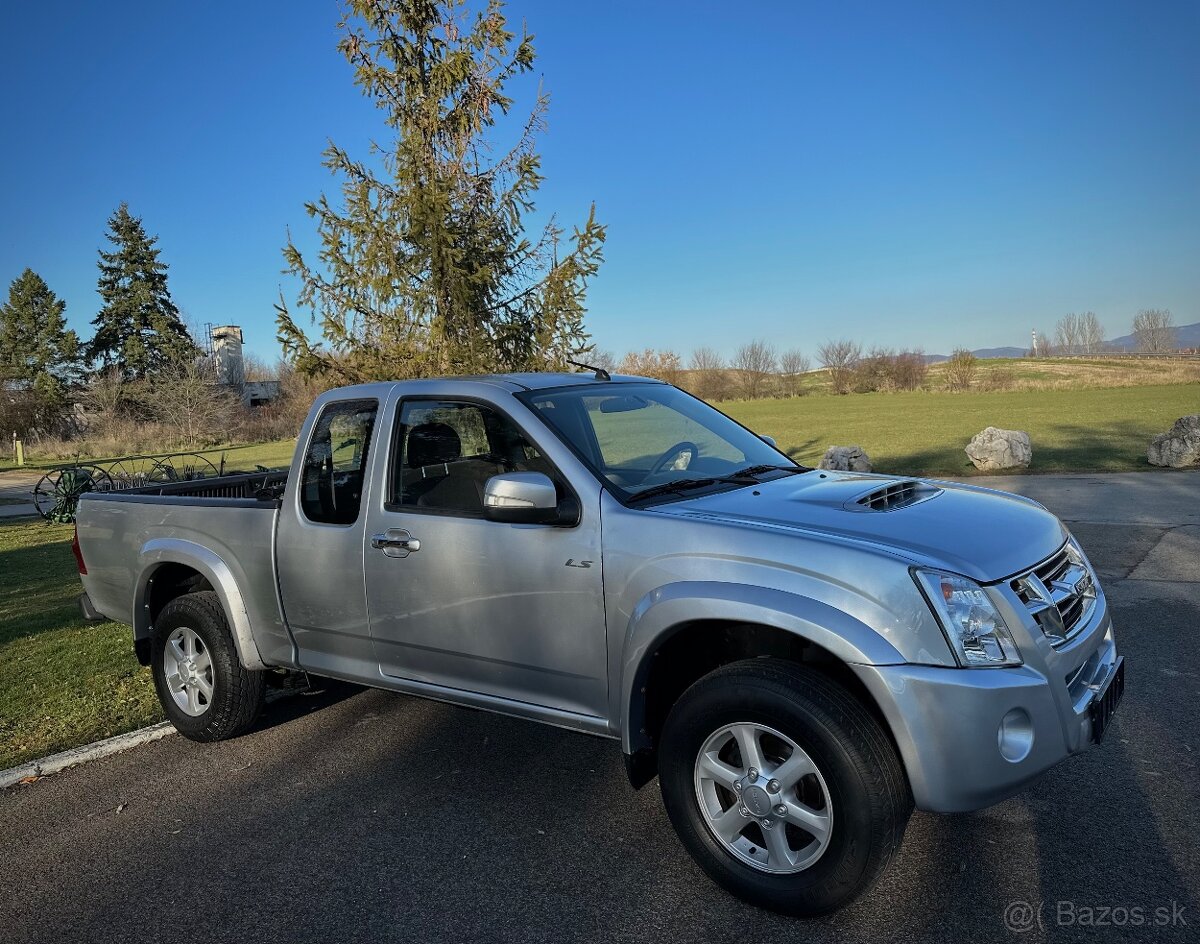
(965, 427, 1032, 471)
(818, 445, 872, 472)
(1147, 415, 1200, 468)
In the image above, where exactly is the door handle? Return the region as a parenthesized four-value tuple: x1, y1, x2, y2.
(371, 531, 420, 555)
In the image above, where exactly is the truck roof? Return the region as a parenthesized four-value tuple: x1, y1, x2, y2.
(479, 371, 658, 390)
(319, 371, 661, 398)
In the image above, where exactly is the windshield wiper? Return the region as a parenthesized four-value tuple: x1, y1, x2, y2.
(630, 475, 755, 503)
(734, 463, 809, 478)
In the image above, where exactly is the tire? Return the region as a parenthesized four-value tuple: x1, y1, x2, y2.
(150, 590, 265, 742)
(658, 658, 912, 916)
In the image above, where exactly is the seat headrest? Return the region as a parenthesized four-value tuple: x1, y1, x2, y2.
(407, 422, 462, 468)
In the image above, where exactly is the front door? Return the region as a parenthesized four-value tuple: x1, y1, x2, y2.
(364, 397, 608, 718)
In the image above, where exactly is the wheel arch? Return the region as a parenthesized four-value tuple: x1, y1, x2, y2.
(134, 539, 266, 670)
(619, 582, 906, 788)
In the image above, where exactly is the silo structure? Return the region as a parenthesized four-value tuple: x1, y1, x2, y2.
(211, 325, 245, 388)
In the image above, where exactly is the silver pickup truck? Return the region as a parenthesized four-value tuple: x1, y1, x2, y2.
(75, 371, 1124, 915)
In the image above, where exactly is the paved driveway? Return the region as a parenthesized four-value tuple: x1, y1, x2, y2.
(0, 469, 39, 518)
(1, 474, 1197, 943)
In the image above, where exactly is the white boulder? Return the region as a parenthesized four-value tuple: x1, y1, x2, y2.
(1147, 415, 1200, 468)
(965, 427, 1032, 471)
(818, 445, 872, 472)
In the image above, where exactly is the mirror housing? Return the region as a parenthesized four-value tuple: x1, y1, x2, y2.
(761, 435, 777, 448)
(483, 472, 563, 524)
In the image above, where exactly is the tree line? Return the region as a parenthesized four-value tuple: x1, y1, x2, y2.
(1031, 309, 1181, 356)
(0, 203, 210, 442)
(595, 305, 1188, 403)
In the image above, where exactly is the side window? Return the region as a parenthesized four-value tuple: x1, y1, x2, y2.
(299, 399, 378, 525)
(391, 400, 552, 516)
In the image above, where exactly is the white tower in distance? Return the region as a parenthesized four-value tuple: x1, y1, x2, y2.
(211, 325, 245, 388)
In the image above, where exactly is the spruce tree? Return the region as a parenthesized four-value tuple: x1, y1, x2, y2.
(0, 268, 82, 408)
(87, 203, 199, 378)
(277, 0, 606, 382)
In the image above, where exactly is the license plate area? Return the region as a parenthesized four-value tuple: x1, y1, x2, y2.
(1089, 656, 1125, 744)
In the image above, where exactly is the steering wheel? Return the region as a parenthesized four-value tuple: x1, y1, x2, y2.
(648, 440, 699, 477)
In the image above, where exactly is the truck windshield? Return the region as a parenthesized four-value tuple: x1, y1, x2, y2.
(522, 383, 798, 501)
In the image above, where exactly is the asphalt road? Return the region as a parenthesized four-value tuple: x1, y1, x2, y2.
(2, 475, 1198, 943)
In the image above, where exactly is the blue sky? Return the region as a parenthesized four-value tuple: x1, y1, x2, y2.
(1, 0, 1197, 363)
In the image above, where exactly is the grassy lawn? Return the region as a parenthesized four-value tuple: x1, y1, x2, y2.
(0, 519, 161, 770)
(725, 383, 1198, 475)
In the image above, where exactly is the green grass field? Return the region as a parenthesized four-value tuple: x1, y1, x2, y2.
(728, 383, 1197, 474)
(0, 520, 161, 770)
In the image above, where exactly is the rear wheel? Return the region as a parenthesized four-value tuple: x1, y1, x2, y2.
(150, 591, 264, 742)
(658, 658, 911, 916)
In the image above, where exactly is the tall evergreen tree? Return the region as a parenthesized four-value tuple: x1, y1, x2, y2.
(277, 0, 606, 383)
(0, 268, 82, 407)
(87, 203, 199, 378)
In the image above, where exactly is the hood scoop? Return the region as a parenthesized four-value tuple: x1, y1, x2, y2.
(849, 479, 941, 512)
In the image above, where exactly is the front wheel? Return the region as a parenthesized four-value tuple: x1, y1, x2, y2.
(150, 591, 264, 742)
(658, 659, 912, 916)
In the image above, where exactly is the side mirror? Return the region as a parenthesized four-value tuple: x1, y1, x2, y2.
(484, 472, 561, 524)
(761, 435, 777, 448)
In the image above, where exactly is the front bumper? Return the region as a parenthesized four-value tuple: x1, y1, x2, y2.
(852, 599, 1120, 813)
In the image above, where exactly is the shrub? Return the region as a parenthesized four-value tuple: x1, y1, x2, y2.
(944, 348, 978, 391)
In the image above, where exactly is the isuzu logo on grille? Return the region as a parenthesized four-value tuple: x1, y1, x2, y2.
(1052, 570, 1094, 601)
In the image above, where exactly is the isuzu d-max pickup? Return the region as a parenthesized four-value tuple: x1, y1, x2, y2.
(74, 371, 1124, 915)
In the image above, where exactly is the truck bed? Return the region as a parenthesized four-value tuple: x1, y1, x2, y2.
(76, 469, 295, 667)
(96, 469, 289, 506)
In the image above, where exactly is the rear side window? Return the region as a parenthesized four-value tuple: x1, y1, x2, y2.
(299, 399, 378, 524)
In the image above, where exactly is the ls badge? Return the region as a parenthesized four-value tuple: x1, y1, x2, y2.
(565, 559, 593, 569)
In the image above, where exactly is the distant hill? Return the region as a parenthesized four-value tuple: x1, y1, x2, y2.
(924, 322, 1200, 361)
(1104, 321, 1200, 351)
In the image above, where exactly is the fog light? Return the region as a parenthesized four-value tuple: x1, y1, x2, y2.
(998, 708, 1034, 762)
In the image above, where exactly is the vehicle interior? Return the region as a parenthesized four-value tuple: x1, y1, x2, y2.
(393, 401, 559, 516)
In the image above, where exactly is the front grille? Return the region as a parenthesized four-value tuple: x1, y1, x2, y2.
(1012, 543, 1097, 645)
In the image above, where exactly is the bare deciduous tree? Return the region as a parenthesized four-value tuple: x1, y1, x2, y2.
(891, 350, 928, 390)
(688, 346, 729, 400)
(81, 367, 129, 422)
(778, 349, 811, 397)
(619, 349, 683, 385)
(731, 340, 777, 399)
(147, 358, 241, 447)
(817, 339, 862, 394)
(1055, 313, 1082, 355)
(1029, 330, 1055, 358)
(850, 348, 928, 393)
(590, 349, 617, 373)
(241, 352, 275, 382)
(944, 348, 977, 391)
(1078, 312, 1105, 354)
(1133, 309, 1177, 353)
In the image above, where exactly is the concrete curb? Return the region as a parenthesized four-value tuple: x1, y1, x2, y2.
(0, 721, 176, 790)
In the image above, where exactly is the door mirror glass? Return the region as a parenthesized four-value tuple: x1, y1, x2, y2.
(483, 472, 559, 524)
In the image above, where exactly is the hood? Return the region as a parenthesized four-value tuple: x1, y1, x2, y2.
(652, 470, 1066, 583)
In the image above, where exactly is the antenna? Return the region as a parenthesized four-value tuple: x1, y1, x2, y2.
(567, 359, 611, 382)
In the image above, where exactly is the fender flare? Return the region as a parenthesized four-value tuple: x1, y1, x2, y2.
(134, 538, 267, 671)
(618, 581, 905, 754)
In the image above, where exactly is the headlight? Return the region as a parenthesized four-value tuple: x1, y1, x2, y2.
(915, 569, 1022, 667)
